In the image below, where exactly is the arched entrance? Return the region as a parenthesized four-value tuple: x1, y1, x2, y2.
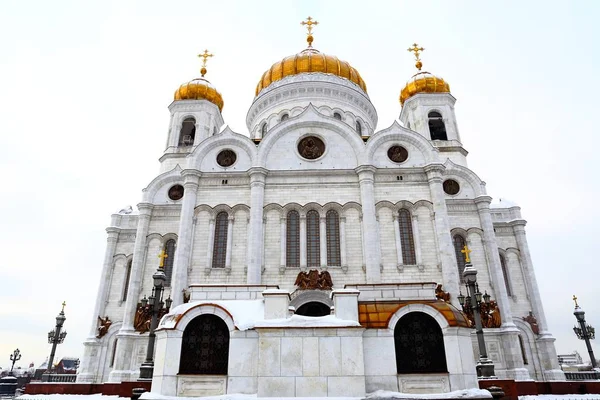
(179, 314, 230, 375)
(296, 301, 331, 317)
(394, 311, 447, 373)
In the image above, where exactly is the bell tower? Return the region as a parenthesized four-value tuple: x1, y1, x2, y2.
(399, 44, 467, 166)
(161, 50, 224, 172)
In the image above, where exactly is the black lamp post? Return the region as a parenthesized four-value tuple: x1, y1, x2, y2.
(572, 295, 597, 369)
(138, 266, 172, 381)
(458, 263, 496, 379)
(9, 349, 21, 375)
(42, 302, 67, 382)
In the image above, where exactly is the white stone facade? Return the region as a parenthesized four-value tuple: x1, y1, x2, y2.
(77, 63, 564, 395)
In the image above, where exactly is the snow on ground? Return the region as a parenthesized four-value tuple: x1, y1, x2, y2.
(366, 389, 491, 399)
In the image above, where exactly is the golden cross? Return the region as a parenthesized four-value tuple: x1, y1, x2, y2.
(461, 245, 472, 263)
(197, 49, 213, 77)
(407, 43, 425, 71)
(301, 16, 319, 47)
(573, 295, 579, 307)
(158, 250, 168, 268)
(61, 301, 66, 312)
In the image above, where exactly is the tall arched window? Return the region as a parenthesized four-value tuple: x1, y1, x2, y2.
(428, 111, 447, 140)
(110, 339, 118, 367)
(306, 210, 320, 267)
(163, 239, 176, 286)
(261, 122, 267, 137)
(280, 113, 289, 121)
(518, 335, 528, 365)
(453, 235, 467, 282)
(499, 253, 512, 297)
(333, 112, 342, 120)
(398, 209, 416, 265)
(179, 314, 230, 375)
(356, 120, 363, 135)
(286, 211, 300, 268)
(179, 117, 196, 146)
(212, 212, 228, 268)
(394, 312, 447, 373)
(326, 210, 341, 266)
(122, 259, 132, 301)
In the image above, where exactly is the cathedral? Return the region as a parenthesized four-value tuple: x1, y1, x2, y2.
(77, 18, 564, 397)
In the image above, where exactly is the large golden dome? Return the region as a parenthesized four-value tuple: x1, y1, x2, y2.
(174, 50, 224, 111)
(255, 47, 367, 96)
(400, 71, 450, 105)
(174, 78, 224, 111)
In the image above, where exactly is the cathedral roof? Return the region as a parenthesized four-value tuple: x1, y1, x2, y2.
(255, 17, 367, 96)
(400, 43, 451, 106)
(173, 50, 224, 111)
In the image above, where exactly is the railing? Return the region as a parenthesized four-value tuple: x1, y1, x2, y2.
(45, 374, 77, 383)
(564, 371, 600, 380)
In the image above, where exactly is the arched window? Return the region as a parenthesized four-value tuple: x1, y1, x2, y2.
(326, 210, 341, 266)
(280, 113, 289, 121)
(109, 339, 118, 367)
(428, 111, 447, 140)
(163, 239, 176, 286)
(394, 312, 447, 373)
(286, 211, 300, 268)
(261, 122, 267, 136)
(499, 253, 512, 297)
(518, 335, 528, 365)
(179, 314, 230, 375)
(356, 120, 363, 135)
(122, 259, 132, 301)
(179, 117, 196, 146)
(398, 209, 416, 265)
(333, 112, 342, 120)
(212, 212, 228, 268)
(306, 210, 320, 267)
(453, 235, 467, 282)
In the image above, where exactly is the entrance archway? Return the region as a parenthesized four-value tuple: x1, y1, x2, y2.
(394, 311, 447, 373)
(179, 314, 230, 375)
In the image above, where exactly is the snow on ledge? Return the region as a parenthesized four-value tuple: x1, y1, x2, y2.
(254, 314, 361, 328)
(490, 198, 519, 209)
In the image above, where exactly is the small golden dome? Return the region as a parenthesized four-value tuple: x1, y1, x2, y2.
(400, 71, 450, 105)
(174, 78, 224, 111)
(255, 48, 367, 96)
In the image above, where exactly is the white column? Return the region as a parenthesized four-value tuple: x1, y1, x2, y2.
(88, 227, 120, 337)
(412, 213, 423, 267)
(206, 218, 215, 270)
(320, 216, 327, 268)
(261, 217, 266, 272)
(474, 196, 514, 328)
(512, 221, 549, 334)
(425, 165, 459, 306)
(392, 215, 404, 268)
(280, 217, 286, 270)
(356, 165, 381, 283)
(171, 170, 200, 307)
(340, 216, 348, 270)
(247, 168, 267, 283)
(109, 203, 153, 382)
(225, 216, 234, 270)
(300, 214, 307, 269)
(430, 211, 442, 270)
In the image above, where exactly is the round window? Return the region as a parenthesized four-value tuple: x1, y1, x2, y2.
(443, 179, 460, 195)
(298, 136, 325, 160)
(387, 145, 409, 163)
(216, 149, 237, 167)
(168, 184, 184, 201)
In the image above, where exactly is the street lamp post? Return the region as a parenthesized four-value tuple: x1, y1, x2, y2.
(458, 260, 496, 379)
(138, 262, 172, 381)
(42, 302, 68, 382)
(9, 349, 21, 375)
(572, 295, 597, 369)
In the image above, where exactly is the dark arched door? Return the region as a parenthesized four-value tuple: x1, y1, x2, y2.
(394, 312, 447, 373)
(296, 301, 331, 317)
(179, 314, 230, 374)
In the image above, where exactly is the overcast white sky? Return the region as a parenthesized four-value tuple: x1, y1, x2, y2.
(1, 0, 598, 371)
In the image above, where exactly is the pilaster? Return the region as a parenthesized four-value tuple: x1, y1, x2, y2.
(356, 165, 381, 283)
(247, 167, 268, 283)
